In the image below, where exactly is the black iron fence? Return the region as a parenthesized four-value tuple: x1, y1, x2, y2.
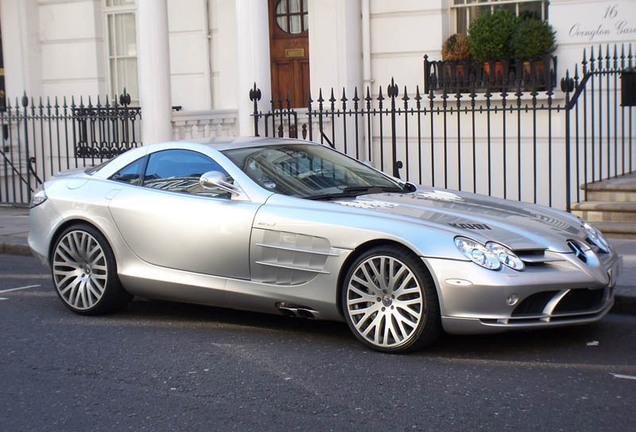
(251, 44, 635, 211)
(0, 91, 141, 205)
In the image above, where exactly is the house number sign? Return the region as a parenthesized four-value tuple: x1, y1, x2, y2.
(564, 2, 636, 42)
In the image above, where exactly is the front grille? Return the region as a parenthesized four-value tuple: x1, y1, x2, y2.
(511, 287, 608, 318)
(553, 288, 606, 313)
(512, 291, 560, 316)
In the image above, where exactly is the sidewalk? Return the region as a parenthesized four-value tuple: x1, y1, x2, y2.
(1, 205, 634, 314)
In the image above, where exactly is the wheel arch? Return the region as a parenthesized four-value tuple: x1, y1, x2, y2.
(47, 218, 110, 265)
(335, 239, 438, 318)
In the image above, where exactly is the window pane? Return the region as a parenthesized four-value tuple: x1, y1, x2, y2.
(112, 13, 137, 57)
(143, 150, 230, 197)
(276, 0, 287, 14)
(289, 15, 302, 34)
(117, 58, 139, 100)
(106, 0, 135, 7)
(455, 1, 549, 34)
(495, 3, 516, 14)
(289, 0, 300, 14)
(276, 16, 288, 32)
(519, 2, 543, 20)
(111, 157, 145, 185)
(275, 0, 308, 34)
(108, 15, 116, 56)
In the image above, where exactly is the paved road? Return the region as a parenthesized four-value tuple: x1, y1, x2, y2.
(1, 254, 635, 432)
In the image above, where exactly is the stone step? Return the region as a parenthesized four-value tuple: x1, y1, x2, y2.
(585, 189, 636, 202)
(571, 201, 636, 223)
(588, 221, 636, 239)
(581, 173, 636, 202)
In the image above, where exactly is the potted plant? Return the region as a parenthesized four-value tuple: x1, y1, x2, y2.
(441, 34, 472, 86)
(467, 9, 518, 82)
(510, 16, 556, 84)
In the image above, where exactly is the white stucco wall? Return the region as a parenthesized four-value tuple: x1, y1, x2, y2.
(167, 0, 210, 110)
(550, 0, 636, 79)
(308, 0, 362, 95)
(367, 0, 448, 93)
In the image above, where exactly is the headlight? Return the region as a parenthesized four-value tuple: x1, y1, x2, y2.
(454, 237, 501, 270)
(583, 222, 610, 253)
(486, 242, 525, 271)
(455, 237, 525, 271)
(30, 189, 47, 208)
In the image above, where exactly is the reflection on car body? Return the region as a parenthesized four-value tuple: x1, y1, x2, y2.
(28, 137, 619, 352)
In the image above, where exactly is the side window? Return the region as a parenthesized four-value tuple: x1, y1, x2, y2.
(142, 149, 231, 197)
(110, 157, 146, 185)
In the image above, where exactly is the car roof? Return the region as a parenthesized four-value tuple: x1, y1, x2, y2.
(183, 136, 315, 151)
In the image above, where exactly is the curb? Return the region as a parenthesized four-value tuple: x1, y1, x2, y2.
(0, 243, 32, 256)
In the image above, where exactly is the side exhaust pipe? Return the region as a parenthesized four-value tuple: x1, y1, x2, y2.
(276, 302, 319, 319)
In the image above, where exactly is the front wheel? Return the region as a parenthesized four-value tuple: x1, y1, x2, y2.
(51, 224, 132, 315)
(341, 246, 441, 353)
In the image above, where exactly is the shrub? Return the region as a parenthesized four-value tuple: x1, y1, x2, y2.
(442, 34, 471, 61)
(468, 9, 518, 61)
(510, 17, 556, 59)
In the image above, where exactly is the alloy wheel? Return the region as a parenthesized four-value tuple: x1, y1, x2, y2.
(345, 254, 425, 349)
(52, 230, 109, 311)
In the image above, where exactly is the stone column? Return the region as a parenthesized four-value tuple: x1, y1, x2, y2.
(0, 0, 42, 99)
(137, 0, 172, 144)
(236, 0, 271, 136)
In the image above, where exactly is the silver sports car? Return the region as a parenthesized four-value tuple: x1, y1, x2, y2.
(28, 137, 619, 352)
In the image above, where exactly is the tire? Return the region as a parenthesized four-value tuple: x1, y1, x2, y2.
(51, 224, 132, 315)
(341, 245, 441, 353)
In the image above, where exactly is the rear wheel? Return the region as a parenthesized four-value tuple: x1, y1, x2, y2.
(341, 246, 441, 353)
(51, 224, 132, 314)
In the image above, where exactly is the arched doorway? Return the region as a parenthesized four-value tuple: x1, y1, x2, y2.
(268, 0, 310, 108)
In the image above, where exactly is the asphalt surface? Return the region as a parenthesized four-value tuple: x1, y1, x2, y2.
(1, 254, 635, 432)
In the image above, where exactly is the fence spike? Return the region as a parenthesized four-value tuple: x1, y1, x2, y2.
(249, 82, 261, 102)
(402, 86, 409, 105)
(620, 44, 626, 69)
(306, 89, 313, 107)
(377, 86, 384, 104)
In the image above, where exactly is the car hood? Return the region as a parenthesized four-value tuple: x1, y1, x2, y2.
(330, 187, 586, 253)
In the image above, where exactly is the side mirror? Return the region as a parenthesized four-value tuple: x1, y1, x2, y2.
(199, 171, 241, 195)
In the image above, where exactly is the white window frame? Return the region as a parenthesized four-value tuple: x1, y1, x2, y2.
(451, 0, 549, 35)
(104, 0, 139, 105)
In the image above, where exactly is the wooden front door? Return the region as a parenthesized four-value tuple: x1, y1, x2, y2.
(268, 0, 310, 108)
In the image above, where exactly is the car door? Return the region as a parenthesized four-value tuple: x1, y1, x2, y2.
(108, 149, 259, 279)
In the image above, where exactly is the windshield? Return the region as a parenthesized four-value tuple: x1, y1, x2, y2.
(223, 143, 405, 200)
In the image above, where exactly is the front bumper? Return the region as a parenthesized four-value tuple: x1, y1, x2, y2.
(425, 249, 620, 335)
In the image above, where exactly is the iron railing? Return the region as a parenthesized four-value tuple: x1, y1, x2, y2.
(0, 91, 141, 205)
(251, 44, 635, 211)
(423, 56, 557, 94)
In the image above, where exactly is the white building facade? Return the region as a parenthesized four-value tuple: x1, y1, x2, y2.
(0, 0, 634, 208)
(2, 0, 634, 139)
